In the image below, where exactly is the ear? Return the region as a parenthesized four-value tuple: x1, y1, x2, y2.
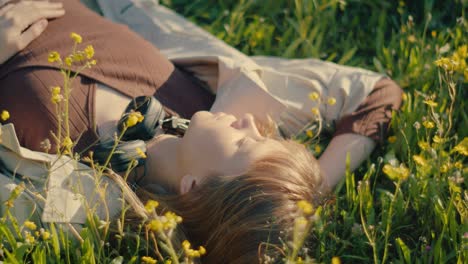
(180, 174, 198, 194)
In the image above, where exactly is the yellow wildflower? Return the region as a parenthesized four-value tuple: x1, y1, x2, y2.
(327, 97, 337, 106)
(423, 100, 438, 107)
(84, 45, 95, 59)
(198, 246, 207, 255)
(451, 52, 466, 72)
(125, 111, 144, 128)
(24, 231, 35, 244)
(457, 45, 467, 59)
(4, 182, 25, 208)
(431, 31, 437, 38)
(51, 94, 62, 104)
(422, 120, 434, 129)
(383, 164, 410, 181)
(388, 136, 397, 143)
(51, 86, 61, 95)
(72, 52, 85, 62)
(62, 137, 73, 149)
(70, 32, 82, 44)
(164, 211, 183, 224)
(407, 35, 417, 43)
(315, 144, 322, 154)
(452, 137, 468, 156)
(136, 147, 147, 159)
(47, 51, 61, 63)
(454, 161, 463, 169)
(412, 155, 427, 166)
(402, 93, 408, 101)
(182, 240, 206, 259)
(165, 260, 172, 264)
(182, 240, 191, 250)
(144, 200, 159, 213)
(41, 231, 51, 240)
(188, 250, 200, 258)
(311, 107, 320, 116)
(89, 59, 97, 66)
(141, 256, 157, 264)
(297, 200, 313, 215)
(65, 56, 73, 67)
(147, 219, 163, 232)
(24, 221, 37, 230)
(418, 141, 430, 150)
(308, 92, 319, 101)
(306, 130, 313, 138)
(332, 257, 342, 264)
(51, 86, 62, 104)
(440, 163, 449, 173)
(434, 57, 457, 71)
(433, 135, 445, 144)
(4, 200, 14, 208)
(1, 110, 10, 121)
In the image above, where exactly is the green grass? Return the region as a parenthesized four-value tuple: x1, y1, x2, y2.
(1, 0, 467, 263)
(160, 0, 468, 262)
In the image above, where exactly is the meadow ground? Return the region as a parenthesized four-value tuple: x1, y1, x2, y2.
(162, 0, 467, 262)
(0, 0, 466, 263)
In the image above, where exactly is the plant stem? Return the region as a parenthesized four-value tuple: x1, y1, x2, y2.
(382, 179, 402, 264)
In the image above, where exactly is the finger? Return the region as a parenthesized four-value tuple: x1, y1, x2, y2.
(15, 7, 64, 32)
(27, 1, 63, 9)
(0, 0, 13, 8)
(35, 8, 66, 19)
(39, 1, 65, 9)
(16, 18, 47, 50)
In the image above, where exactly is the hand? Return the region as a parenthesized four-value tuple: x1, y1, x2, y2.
(318, 133, 375, 189)
(0, 0, 65, 64)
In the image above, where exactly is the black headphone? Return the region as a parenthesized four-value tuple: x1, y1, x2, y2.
(92, 96, 190, 179)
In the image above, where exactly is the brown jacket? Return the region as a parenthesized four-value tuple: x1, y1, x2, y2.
(0, 0, 214, 152)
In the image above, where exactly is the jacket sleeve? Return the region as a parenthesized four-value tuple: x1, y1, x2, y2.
(333, 78, 403, 143)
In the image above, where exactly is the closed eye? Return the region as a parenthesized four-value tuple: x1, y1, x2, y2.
(236, 137, 250, 147)
(237, 137, 267, 148)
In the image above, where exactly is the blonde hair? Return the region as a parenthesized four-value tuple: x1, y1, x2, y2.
(115, 117, 326, 262)
(142, 139, 325, 263)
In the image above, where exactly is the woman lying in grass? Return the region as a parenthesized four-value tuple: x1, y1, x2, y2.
(0, 0, 402, 262)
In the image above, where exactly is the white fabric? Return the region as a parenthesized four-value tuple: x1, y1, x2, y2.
(96, 0, 384, 137)
(0, 124, 123, 225)
(95, 83, 131, 139)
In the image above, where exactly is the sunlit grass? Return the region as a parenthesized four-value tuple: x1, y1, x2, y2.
(162, 0, 467, 263)
(1, 0, 466, 263)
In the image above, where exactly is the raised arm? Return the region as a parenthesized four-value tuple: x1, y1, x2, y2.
(0, 0, 65, 64)
(319, 78, 403, 188)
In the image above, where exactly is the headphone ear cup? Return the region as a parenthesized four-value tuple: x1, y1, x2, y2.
(93, 139, 147, 172)
(118, 96, 165, 141)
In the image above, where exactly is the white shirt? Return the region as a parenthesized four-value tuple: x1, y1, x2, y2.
(97, 0, 384, 138)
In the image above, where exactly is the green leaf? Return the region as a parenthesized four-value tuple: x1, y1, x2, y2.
(396, 237, 411, 263)
(110, 256, 124, 264)
(338, 47, 358, 65)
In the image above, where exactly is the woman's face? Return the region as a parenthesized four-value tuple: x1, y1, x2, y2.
(180, 111, 284, 182)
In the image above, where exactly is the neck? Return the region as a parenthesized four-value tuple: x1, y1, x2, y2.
(141, 134, 185, 193)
